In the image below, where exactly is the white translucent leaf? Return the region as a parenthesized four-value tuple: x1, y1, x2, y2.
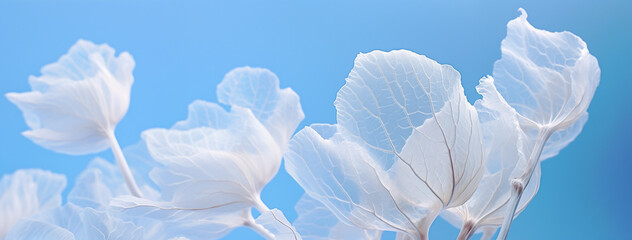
(5, 39, 135, 155)
(442, 76, 542, 234)
(68, 157, 158, 210)
(286, 123, 427, 238)
(285, 50, 485, 238)
(143, 106, 278, 210)
(6, 204, 143, 240)
(5, 220, 74, 240)
(293, 194, 380, 240)
(492, 8, 599, 136)
(540, 113, 588, 161)
(483, 10, 600, 238)
(336, 49, 484, 206)
(217, 66, 304, 149)
(113, 67, 302, 239)
(255, 209, 302, 240)
(0, 169, 66, 239)
(112, 196, 250, 240)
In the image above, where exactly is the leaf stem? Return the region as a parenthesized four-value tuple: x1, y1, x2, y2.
(456, 221, 475, 240)
(496, 128, 551, 240)
(254, 194, 271, 213)
(245, 214, 274, 240)
(107, 130, 143, 198)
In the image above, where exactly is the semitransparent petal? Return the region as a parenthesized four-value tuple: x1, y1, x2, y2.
(0, 169, 66, 239)
(5, 39, 135, 155)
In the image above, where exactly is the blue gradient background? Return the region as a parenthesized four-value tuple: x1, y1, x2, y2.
(1, 1, 630, 239)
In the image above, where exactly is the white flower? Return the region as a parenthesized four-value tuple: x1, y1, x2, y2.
(113, 66, 304, 239)
(6, 39, 134, 155)
(6, 39, 143, 197)
(485, 9, 599, 239)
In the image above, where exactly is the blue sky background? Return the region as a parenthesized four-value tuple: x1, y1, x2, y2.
(1, 0, 630, 239)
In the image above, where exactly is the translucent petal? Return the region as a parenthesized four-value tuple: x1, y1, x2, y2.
(5, 220, 74, 240)
(442, 76, 541, 233)
(68, 158, 158, 210)
(492, 9, 599, 133)
(255, 209, 302, 240)
(143, 106, 278, 210)
(285, 124, 425, 238)
(6, 204, 144, 240)
(113, 67, 302, 239)
(293, 194, 380, 240)
(5, 39, 134, 155)
(0, 169, 66, 239)
(217, 67, 305, 149)
(112, 196, 249, 240)
(286, 50, 484, 239)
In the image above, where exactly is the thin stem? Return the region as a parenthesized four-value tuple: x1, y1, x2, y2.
(456, 221, 475, 240)
(107, 130, 143, 198)
(253, 194, 271, 213)
(496, 128, 552, 240)
(245, 215, 274, 240)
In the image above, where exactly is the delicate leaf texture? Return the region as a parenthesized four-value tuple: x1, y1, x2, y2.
(293, 194, 380, 240)
(6, 158, 186, 240)
(5, 39, 134, 155)
(286, 124, 420, 235)
(255, 209, 302, 240)
(487, 9, 599, 239)
(286, 50, 485, 240)
(112, 67, 304, 239)
(68, 158, 158, 210)
(6, 204, 144, 240)
(217, 67, 304, 150)
(493, 9, 599, 138)
(0, 169, 66, 239)
(441, 76, 542, 239)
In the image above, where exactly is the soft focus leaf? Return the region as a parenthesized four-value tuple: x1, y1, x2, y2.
(112, 67, 303, 239)
(5, 39, 134, 155)
(6, 204, 143, 240)
(293, 194, 380, 240)
(68, 158, 158, 210)
(5, 220, 74, 240)
(217, 66, 304, 150)
(0, 169, 66, 239)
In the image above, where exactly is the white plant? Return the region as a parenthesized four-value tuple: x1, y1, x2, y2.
(286, 8, 598, 240)
(5, 40, 143, 198)
(1, 7, 599, 240)
(285, 49, 486, 240)
(5, 158, 186, 240)
(487, 9, 599, 239)
(112, 67, 304, 240)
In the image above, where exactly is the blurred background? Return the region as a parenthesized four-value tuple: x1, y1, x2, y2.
(1, 0, 630, 239)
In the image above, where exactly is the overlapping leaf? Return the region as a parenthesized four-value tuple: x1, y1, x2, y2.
(112, 67, 304, 239)
(286, 50, 485, 239)
(293, 194, 380, 240)
(0, 169, 66, 239)
(441, 76, 541, 239)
